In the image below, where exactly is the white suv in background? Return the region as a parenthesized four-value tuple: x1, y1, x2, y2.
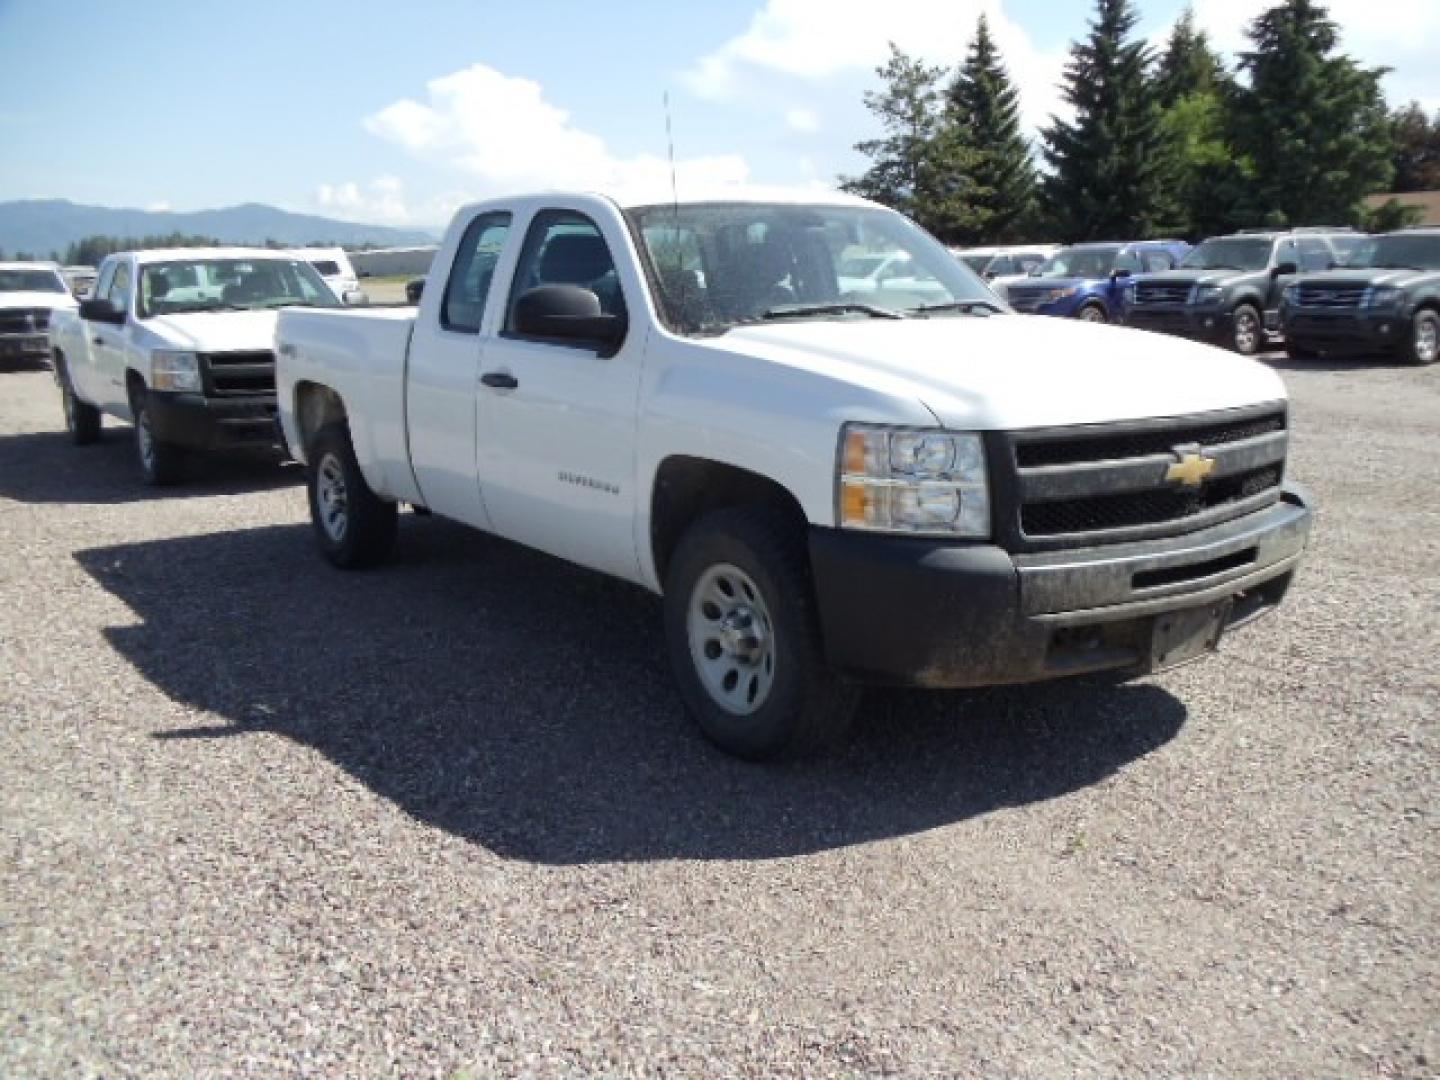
(287, 247, 360, 301)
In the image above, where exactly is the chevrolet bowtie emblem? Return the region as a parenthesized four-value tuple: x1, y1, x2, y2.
(1166, 449, 1216, 487)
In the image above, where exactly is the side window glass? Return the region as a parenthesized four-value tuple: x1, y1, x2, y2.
(108, 262, 133, 315)
(1116, 250, 1143, 273)
(93, 262, 117, 309)
(1298, 239, 1330, 272)
(1274, 240, 1297, 269)
(442, 212, 512, 333)
(506, 210, 625, 330)
(1143, 251, 1173, 272)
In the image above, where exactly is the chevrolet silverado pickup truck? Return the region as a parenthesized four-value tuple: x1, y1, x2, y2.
(1280, 229, 1440, 365)
(0, 262, 77, 364)
(276, 188, 1314, 759)
(49, 248, 341, 483)
(1123, 229, 1363, 355)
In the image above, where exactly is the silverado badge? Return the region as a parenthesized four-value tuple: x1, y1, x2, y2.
(1165, 447, 1216, 488)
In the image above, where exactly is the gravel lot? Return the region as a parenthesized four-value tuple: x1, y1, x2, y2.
(2, 353, 1436, 1076)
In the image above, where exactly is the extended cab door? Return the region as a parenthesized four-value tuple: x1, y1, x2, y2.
(473, 204, 645, 582)
(404, 210, 514, 529)
(89, 257, 134, 413)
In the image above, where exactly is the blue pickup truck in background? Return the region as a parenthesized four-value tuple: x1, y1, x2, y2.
(998, 241, 1190, 323)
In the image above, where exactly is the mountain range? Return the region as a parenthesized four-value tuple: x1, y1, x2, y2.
(0, 199, 438, 257)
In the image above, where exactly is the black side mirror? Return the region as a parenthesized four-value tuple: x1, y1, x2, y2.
(405, 277, 425, 304)
(513, 285, 626, 355)
(79, 297, 124, 324)
(1273, 261, 1298, 277)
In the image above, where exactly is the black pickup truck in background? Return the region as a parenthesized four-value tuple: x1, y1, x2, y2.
(1280, 229, 1440, 366)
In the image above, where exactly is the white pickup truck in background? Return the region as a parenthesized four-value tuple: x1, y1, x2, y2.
(0, 262, 77, 364)
(49, 248, 341, 483)
(276, 188, 1314, 759)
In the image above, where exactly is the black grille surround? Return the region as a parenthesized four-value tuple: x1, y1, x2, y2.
(0, 308, 50, 334)
(1293, 284, 1366, 310)
(1132, 282, 1192, 305)
(987, 403, 1290, 553)
(201, 350, 276, 397)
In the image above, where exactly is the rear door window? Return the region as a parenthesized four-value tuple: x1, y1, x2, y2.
(442, 212, 512, 333)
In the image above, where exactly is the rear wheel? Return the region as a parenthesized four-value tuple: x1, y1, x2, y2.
(131, 389, 185, 485)
(1230, 304, 1262, 356)
(663, 506, 856, 759)
(306, 423, 397, 568)
(60, 371, 101, 445)
(1077, 303, 1107, 324)
(1400, 310, 1439, 366)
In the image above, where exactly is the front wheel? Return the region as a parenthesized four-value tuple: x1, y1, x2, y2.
(663, 507, 856, 759)
(1230, 304, 1263, 356)
(131, 390, 185, 485)
(1077, 303, 1107, 324)
(1400, 310, 1439, 366)
(306, 423, 397, 568)
(61, 375, 101, 445)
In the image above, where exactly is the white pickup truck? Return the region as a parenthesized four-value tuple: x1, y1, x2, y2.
(49, 247, 342, 483)
(276, 188, 1314, 759)
(1, 262, 77, 364)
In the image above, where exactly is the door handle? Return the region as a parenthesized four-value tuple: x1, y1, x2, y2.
(93, 337, 104, 345)
(481, 372, 518, 390)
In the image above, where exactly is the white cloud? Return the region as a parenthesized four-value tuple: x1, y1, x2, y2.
(364, 64, 750, 199)
(316, 175, 413, 225)
(147, 201, 172, 212)
(682, 0, 1068, 133)
(1191, 0, 1440, 111)
(785, 106, 821, 133)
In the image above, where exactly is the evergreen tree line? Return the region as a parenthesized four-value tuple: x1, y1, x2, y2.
(841, 0, 1435, 245)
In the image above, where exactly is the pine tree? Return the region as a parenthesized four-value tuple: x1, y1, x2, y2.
(1231, 0, 1393, 226)
(839, 44, 980, 242)
(945, 14, 1038, 243)
(1390, 103, 1440, 193)
(1040, 0, 1170, 240)
(1154, 6, 1227, 108)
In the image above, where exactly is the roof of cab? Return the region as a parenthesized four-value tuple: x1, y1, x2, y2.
(119, 247, 315, 265)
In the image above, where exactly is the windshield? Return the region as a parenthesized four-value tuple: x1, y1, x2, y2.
(0, 268, 67, 293)
(960, 254, 992, 274)
(1035, 246, 1122, 279)
(137, 258, 341, 317)
(1347, 234, 1440, 271)
(627, 202, 997, 334)
(1181, 238, 1273, 272)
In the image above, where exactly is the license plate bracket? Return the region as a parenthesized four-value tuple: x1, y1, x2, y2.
(1151, 600, 1232, 671)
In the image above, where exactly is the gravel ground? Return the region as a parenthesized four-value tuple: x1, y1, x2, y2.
(1, 354, 1436, 1077)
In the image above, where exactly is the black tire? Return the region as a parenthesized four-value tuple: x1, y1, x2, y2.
(130, 388, 185, 485)
(306, 422, 397, 569)
(59, 367, 101, 445)
(1230, 303, 1263, 356)
(1399, 309, 1439, 367)
(1285, 339, 1318, 361)
(1076, 303, 1108, 324)
(662, 506, 856, 760)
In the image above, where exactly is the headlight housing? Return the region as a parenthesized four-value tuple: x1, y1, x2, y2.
(151, 350, 201, 393)
(837, 424, 989, 537)
(1282, 283, 1300, 303)
(1367, 286, 1403, 309)
(1192, 285, 1225, 305)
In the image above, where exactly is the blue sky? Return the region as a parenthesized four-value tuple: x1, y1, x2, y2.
(1, 0, 1435, 229)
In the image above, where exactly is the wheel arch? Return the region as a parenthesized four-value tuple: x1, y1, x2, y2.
(648, 456, 810, 590)
(292, 380, 349, 462)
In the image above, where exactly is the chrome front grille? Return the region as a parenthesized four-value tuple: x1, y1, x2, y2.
(1292, 284, 1366, 309)
(1132, 282, 1192, 305)
(992, 405, 1289, 551)
(0, 308, 48, 334)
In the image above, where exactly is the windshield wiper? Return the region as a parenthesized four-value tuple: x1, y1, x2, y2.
(908, 299, 1004, 316)
(762, 302, 905, 321)
(154, 302, 250, 314)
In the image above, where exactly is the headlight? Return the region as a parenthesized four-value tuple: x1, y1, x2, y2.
(838, 424, 989, 537)
(151, 350, 201, 393)
(1192, 285, 1225, 305)
(1367, 286, 1402, 308)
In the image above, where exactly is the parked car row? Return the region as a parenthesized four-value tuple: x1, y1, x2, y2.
(40, 188, 1315, 759)
(0, 261, 78, 363)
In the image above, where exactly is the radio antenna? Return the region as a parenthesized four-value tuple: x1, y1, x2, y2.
(664, 91, 680, 225)
(663, 90, 693, 326)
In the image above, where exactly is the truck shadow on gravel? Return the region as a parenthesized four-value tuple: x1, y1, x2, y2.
(76, 519, 1187, 864)
(0, 429, 300, 504)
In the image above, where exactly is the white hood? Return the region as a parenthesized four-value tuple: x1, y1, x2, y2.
(141, 309, 279, 352)
(711, 313, 1286, 431)
(0, 291, 77, 312)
